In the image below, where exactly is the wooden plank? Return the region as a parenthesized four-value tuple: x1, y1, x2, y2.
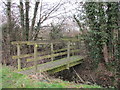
(27, 49, 80, 62)
(11, 41, 48, 45)
(11, 41, 30, 45)
(12, 46, 77, 60)
(38, 57, 83, 72)
(67, 41, 70, 69)
(13, 47, 79, 61)
(53, 48, 67, 53)
(48, 60, 82, 73)
(11, 40, 62, 45)
(51, 43, 54, 61)
(19, 56, 85, 74)
(34, 44, 38, 72)
(12, 53, 34, 59)
(71, 49, 80, 53)
(12, 51, 50, 59)
(61, 38, 79, 42)
(17, 44, 21, 70)
(11, 39, 81, 46)
(53, 46, 75, 53)
(27, 51, 68, 62)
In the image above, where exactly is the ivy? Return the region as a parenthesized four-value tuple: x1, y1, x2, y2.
(81, 2, 120, 70)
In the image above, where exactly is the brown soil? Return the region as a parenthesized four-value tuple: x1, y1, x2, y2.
(54, 57, 119, 88)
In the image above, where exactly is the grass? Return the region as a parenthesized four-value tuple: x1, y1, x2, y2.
(1, 65, 101, 88)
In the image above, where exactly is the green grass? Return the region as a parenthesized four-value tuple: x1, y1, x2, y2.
(1, 65, 101, 88)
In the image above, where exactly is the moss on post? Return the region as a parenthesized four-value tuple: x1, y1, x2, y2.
(67, 41, 70, 69)
(34, 44, 38, 72)
(51, 43, 54, 61)
(17, 44, 21, 70)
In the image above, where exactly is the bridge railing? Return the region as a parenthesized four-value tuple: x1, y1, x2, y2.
(11, 39, 81, 71)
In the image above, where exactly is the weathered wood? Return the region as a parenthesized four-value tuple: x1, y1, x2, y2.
(12, 41, 32, 45)
(12, 46, 76, 60)
(51, 43, 54, 61)
(48, 60, 82, 74)
(12, 53, 33, 59)
(27, 51, 68, 62)
(13, 47, 79, 62)
(27, 49, 80, 62)
(53, 48, 67, 53)
(34, 44, 38, 72)
(12, 39, 85, 74)
(53, 46, 75, 53)
(11, 40, 81, 46)
(11, 40, 62, 45)
(12, 51, 50, 59)
(19, 56, 85, 74)
(17, 44, 21, 70)
(67, 41, 70, 69)
(61, 38, 79, 42)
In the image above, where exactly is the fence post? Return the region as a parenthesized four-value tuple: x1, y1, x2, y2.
(17, 44, 21, 70)
(77, 36, 80, 55)
(67, 41, 70, 69)
(34, 44, 38, 72)
(72, 42, 75, 56)
(51, 43, 54, 61)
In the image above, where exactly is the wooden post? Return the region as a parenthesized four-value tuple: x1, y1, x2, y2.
(51, 43, 54, 61)
(34, 44, 38, 72)
(78, 41, 80, 55)
(17, 44, 21, 70)
(72, 42, 75, 56)
(67, 41, 70, 69)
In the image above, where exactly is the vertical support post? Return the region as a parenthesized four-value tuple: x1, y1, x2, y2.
(17, 44, 21, 70)
(34, 44, 38, 72)
(67, 41, 70, 69)
(72, 42, 75, 56)
(51, 43, 54, 61)
(73, 42, 76, 55)
(78, 40, 81, 55)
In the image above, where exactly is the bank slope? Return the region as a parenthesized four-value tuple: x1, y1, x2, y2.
(1, 66, 101, 88)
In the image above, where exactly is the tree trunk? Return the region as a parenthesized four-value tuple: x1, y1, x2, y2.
(25, 0, 29, 41)
(29, 1, 39, 40)
(103, 43, 109, 63)
(5, 0, 11, 65)
(19, 0, 25, 40)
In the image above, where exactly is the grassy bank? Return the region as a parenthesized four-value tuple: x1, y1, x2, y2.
(1, 65, 101, 88)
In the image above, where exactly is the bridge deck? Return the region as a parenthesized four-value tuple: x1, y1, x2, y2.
(18, 56, 85, 75)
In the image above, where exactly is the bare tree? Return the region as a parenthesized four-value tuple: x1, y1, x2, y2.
(7, 0, 12, 36)
(25, 0, 29, 40)
(19, 0, 25, 39)
(29, 0, 40, 40)
(3, 0, 68, 41)
(3, 0, 12, 65)
(32, 0, 63, 40)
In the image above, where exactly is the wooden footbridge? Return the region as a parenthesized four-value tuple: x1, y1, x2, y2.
(12, 38, 86, 74)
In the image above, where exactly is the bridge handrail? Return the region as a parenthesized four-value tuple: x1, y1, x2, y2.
(12, 51, 50, 59)
(11, 39, 80, 45)
(11, 40, 81, 70)
(12, 46, 76, 59)
(27, 49, 80, 62)
(11, 40, 62, 45)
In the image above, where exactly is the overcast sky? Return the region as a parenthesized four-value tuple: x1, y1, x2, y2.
(0, 0, 119, 26)
(0, 0, 78, 25)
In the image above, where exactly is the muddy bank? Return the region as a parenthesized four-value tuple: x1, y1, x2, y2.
(53, 58, 119, 88)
